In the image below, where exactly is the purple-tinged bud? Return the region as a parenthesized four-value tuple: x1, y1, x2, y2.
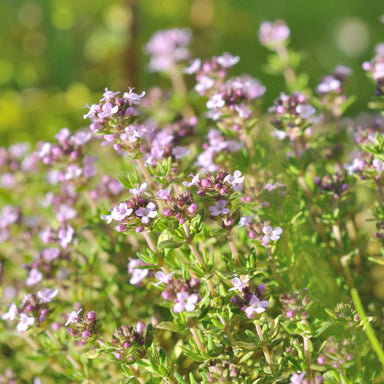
(70, 151, 79, 160)
(197, 190, 205, 196)
(136, 322, 146, 333)
(286, 310, 295, 318)
(123, 342, 131, 348)
(41, 309, 48, 316)
(87, 311, 96, 321)
(175, 213, 181, 219)
(233, 125, 240, 132)
(135, 226, 144, 233)
(138, 197, 144, 205)
(248, 231, 256, 239)
(179, 218, 186, 224)
(129, 356, 134, 362)
(139, 338, 145, 345)
(201, 179, 211, 188)
(115, 225, 126, 232)
(113, 144, 122, 151)
(187, 203, 198, 214)
(259, 283, 266, 293)
(225, 218, 234, 226)
(39, 315, 46, 322)
(318, 356, 325, 365)
(51, 322, 61, 331)
(162, 291, 171, 300)
(220, 188, 227, 195)
(246, 196, 252, 202)
(162, 208, 172, 217)
(82, 330, 91, 339)
(114, 352, 123, 359)
(25, 305, 34, 312)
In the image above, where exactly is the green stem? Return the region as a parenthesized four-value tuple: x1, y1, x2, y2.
(183, 223, 215, 296)
(351, 288, 384, 369)
(254, 323, 275, 376)
(190, 325, 207, 355)
(227, 230, 241, 267)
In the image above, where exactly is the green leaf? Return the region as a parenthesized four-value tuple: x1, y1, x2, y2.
(158, 240, 185, 249)
(156, 322, 184, 333)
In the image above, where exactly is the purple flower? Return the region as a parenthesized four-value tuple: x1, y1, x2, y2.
(129, 183, 148, 195)
(64, 164, 82, 181)
(37, 288, 59, 303)
(26, 269, 43, 286)
(344, 158, 365, 175)
(229, 276, 249, 292)
(195, 75, 214, 94)
(183, 173, 200, 188)
(183, 58, 201, 74)
(224, 170, 244, 191)
(42, 247, 60, 261)
(58, 226, 75, 248)
(259, 20, 290, 48)
(17, 313, 35, 332)
(128, 259, 149, 286)
(155, 271, 174, 285)
(239, 216, 254, 227)
(172, 146, 189, 159)
(101, 88, 120, 101)
(157, 189, 171, 200)
(290, 373, 306, 384)
(217, 53, 240, 68)
(244, 295, 269, 318)
(209, 200, 230, 216)
(2, 303, 18, 321)
(262, 226, 283, 245)
(123, 88, 146, 105)
(173, 292, 198, 313)
(146, 28, 191, 72)
(373, 159, 384, 172)
(207, 94, 225, 109)
(135, 202, 157, 224)
(65, 308, 83, 326)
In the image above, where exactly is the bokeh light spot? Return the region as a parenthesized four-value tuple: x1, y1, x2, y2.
(51, 7, 75, 30)
(18, 2, 43, 29)
(22, 31, 47, 56)
(104, 5, 131, 32)
(66, 83, 90, 109)
(0, 61, 14, 84)
(335, 18, 370, 57)
(190, 0, 214, 28)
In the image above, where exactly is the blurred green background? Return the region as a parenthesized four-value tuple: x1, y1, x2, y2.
(0, 0, 382, 146)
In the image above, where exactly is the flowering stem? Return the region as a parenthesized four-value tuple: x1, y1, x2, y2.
(83, 190, 97, 213)
(332, 222, 343, 252)
(267, 247, 283, 289)
(136, 157, 157, 195)
(183, 223, 215, 296)
(169, 66, 194, 120)
(254, 323, 275, 376)
(128, 365, 145, 384)
(341, 255, 354, 289)
(227, 230, 241, 267)
(351, 288, 384, 370)
(190, 325, 207, 355)
(142, 231, 168, 273)
(303, 335, 312, 378)
(276, 45, 297, 90)
(46, 329, 82, 371)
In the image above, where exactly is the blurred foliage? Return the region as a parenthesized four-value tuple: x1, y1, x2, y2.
(0, 0, 383, 145)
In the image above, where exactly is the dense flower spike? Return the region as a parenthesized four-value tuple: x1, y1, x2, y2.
(145, 28, 191, 72)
